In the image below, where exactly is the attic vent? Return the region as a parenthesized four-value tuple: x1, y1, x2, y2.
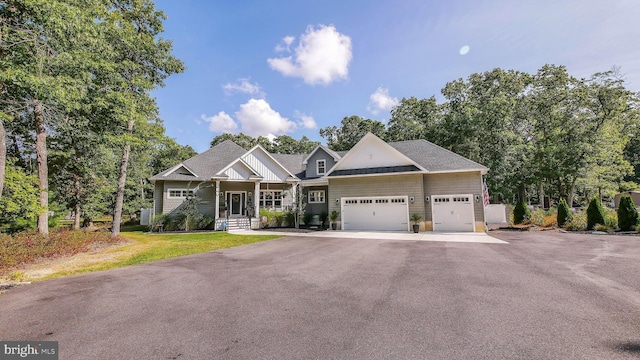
(176, 169, 194, 176)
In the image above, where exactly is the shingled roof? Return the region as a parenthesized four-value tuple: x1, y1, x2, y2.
(389, 139, 488, 173)
(150, 135, 487, 182)
(149, 140, 247, 181)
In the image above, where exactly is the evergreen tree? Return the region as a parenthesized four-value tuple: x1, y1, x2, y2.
(586, 197, 606, 230)
(557, 198, 572, 227)
(617, 195, 639, 231)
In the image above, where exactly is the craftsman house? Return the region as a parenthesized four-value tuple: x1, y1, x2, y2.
(150, 133, 488, 232)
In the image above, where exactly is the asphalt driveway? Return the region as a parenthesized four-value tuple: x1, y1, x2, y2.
(1, 231, 640, 359)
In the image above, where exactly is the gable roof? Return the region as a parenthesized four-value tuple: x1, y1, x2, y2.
(389, 139, 488, 173)
(150, 134, 488, 182)
(149, 140, 247, 181)
(326, 133, 426, 177)
(239, 145, 301, 181)
(302, 145, 341, 165)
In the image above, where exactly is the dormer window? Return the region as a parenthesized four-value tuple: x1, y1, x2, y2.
(316, 159, 326, 175)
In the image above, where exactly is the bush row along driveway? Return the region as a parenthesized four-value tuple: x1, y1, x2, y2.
(1, 231, 640, 359)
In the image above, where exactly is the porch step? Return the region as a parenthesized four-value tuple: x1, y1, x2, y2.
(216, 217, 252, 231)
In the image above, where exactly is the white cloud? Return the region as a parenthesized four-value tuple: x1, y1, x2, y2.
(268, 25, 352, 85)
(294, 110, 317, 129)
(202, 112, 238, 133)
(367, 87, 399, 115)
(235, 99, 297, 137)
(222, 78, 264, 97)
(274, 35, 295, 52)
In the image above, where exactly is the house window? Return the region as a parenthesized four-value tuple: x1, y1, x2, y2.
(260, 191, 283, 208)
(167, 189, 194, 199)
(316, 159, 326, 175)
(308, 190, 325, 203)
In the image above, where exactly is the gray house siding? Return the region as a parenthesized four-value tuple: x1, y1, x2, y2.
(423, 171, 484, 223)
(154, 181, 163, 216)
(304, 185, 329, 216)
(305, 149, 337, 178)
(328, 174, 425, 223)
(161, 180, 204, 215)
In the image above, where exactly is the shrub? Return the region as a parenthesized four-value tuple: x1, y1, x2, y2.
(319, 212, 328, 227)
(283, 210, 296, 227)
(617, 195, 640, 231)
(148, 214, 169, 232)
(530, 208, 545, 226)
(302, 212, 314, 226)
(0, 229, 122, 276)
(189, 214, 214, 230)
(259, 209, 274, 228)
(274, 212, 285, 227)
(586, 197, 606, 230)
(513, 202, 531, 225)
(565, 211, 587, 231)
(604, 208, 618, 229)
(557, 199, 572, 228)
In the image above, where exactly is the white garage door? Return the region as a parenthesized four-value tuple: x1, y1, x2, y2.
(342, 196, 409, 231)
(432, 195, 475, 232)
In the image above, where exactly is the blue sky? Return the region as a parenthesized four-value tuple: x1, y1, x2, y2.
(152, 0, 640, 152)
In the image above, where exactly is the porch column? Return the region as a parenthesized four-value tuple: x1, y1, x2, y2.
(215, 180, 220, 219)
(254, 181, 260, 217)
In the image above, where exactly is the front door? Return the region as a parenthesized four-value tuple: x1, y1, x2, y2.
(228, 192, 244, 216)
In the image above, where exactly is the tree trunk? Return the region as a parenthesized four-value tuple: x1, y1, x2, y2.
(73, 177, 81, 229)
(538, 181, 544, 208)
(517, 184, 526, 204)
(0, 119, 6, 200)
(74, 202, 81, 230)
(568, 177, 577, 208)
(34, 100, 49, 235)
(111, 119, 134, 237)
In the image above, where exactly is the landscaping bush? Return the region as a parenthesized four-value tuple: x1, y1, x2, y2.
(617, 195, 640, 231)
(513, 202, 531, 225)
(274, 212, 285, 227)
(259, 209, 274, 228)
(283, 210, 296, 227)
(148, 214, 169, 232)
(604, 208, 618, 229)
(319, 211, 328, 228)
(557, 199, 572, 228)
(565, 211, 587, 231)
(0, 229, 122, 276)
(302, 212, 314, 227)
(586, 197, 606, 230)
(189, 214, 214, 230)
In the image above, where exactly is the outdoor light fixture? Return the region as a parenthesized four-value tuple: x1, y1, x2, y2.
(336, 198, 340, 204)
(410, 196, 415, 203)
(475, 194, 480, 202)
(424, 196, 430, 203)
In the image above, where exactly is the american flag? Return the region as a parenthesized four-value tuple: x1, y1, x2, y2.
(483, 179, 490, 206)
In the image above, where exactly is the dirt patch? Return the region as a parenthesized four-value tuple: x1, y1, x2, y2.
(1, 239, 132, 283)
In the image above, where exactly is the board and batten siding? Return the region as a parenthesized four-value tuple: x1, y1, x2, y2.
(242, 150, 289, 182)
(423, 171, 485, 228)
(328, 174, 425, 221)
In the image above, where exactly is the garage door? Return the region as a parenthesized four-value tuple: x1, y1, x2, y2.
(432, 195, 475, 232)
(342, 196, 409, 231)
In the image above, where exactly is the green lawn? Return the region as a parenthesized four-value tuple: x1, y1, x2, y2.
(17, 231, 282, 281)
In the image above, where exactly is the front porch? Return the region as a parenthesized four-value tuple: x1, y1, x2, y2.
(210, 179, 298, 230)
